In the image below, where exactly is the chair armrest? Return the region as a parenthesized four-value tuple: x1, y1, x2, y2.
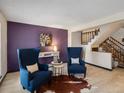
(20, 68, 29, 87)
(79, 59, 85, 67)
(67, 59, 71, 65)
(38, 63, 48, 71)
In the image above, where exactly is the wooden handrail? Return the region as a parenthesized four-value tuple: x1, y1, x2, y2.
(101, 37, 124, 52)
(102, 42, 124, 62)
(81, 28, 100, 44)
(103, 42, 121, 55)
(107, 38, 124, 52)
(110, 37, 124, 47)
(105, 41, 123, 55)
(100, 37, 124, 65)
(109, 37, 124, 49)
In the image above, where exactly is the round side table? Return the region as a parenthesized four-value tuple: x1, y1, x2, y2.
(51, 62, 64, 76)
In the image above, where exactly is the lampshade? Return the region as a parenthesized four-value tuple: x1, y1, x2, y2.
(53, 45, 57, 51)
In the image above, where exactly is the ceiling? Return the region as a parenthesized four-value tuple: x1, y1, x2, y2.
(0, 0, 124, 29)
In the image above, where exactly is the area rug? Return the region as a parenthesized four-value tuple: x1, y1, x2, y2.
(37, 75, 91, 93)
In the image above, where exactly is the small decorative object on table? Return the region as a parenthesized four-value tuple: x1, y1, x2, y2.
(57, 59, 62, 63)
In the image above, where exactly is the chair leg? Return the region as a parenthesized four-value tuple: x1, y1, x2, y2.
(84, 68, 87, 78)
(22, 86, 25, 89)
(84, 72, 86, 78)
(31, 91, 34, 93)
(48, 79, 52, 85)
(68, 73, 71, 77)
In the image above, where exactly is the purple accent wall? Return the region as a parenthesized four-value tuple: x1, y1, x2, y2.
(7, 21, 68, 72)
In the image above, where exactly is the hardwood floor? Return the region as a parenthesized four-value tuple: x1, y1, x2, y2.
(0, 64, 124, 93)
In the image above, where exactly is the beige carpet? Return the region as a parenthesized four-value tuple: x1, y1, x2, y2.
(0, 63, 124, 93)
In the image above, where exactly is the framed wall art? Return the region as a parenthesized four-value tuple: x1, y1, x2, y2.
(40, 33, 52, 46)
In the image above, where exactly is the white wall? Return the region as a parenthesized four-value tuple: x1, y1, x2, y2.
(89, 52, 112, 69)
(92, 21, 124, 47)
(69, 20, 124, 47)
(68, 31, 72, 47)
(111, 28, 124, 44)
(71, 32, 82, 47)
(84, 22, 123, 69)
(0, 11, 7, 82)
(69, 21, 124, 69)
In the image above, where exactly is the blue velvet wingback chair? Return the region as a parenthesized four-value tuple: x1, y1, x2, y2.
(17, 48, 52, 93)
(67, 47, 87, 77)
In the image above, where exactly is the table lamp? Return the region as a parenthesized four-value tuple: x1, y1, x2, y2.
(53, 45, 57, 52)
(53, 45, 58, 62)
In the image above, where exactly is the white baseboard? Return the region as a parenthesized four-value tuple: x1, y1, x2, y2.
(0, 73, 7, 83)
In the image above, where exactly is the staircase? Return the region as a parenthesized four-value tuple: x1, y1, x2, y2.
(100, 37, 124, 67)
(81, 28, 100, 45)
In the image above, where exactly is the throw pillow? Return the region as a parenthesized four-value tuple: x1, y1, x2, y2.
(71, 58, 79, 64)
(27, 63, 38, 73)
